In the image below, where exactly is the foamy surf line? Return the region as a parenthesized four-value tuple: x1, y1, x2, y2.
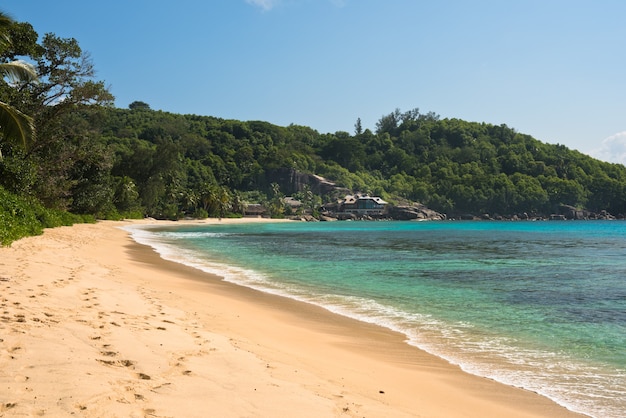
(123, 224, 610, 418)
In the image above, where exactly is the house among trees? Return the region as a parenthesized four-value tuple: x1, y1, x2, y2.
(283, 197, 303, 212)
(338, 194, 388, 217)
(244, 204, 266, 217)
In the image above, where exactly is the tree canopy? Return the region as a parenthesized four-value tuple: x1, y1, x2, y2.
(96, 106, 626, 218)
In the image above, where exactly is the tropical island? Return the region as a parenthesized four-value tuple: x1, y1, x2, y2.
(2, 14, 626, 244)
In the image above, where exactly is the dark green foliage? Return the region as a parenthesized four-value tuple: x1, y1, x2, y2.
(0, 186, 43, 244)
(101, 103, 626, 216)
(129, 101, 151, 110)
(100, 107, 328, 219)
(0, 148, 37, 194)
(0, 186, 94, 246)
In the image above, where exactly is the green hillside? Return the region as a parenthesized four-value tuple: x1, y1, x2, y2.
(2, 14, 626, 243)
(99, 106, 626, 219)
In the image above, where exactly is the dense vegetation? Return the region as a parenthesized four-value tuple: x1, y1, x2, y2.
(100, 107, 626, 218)
(2, 13, 626, 244)
(0, 186, 93, 246)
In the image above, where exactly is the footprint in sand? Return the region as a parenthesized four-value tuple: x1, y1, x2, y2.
(96, 357, 135, 368)
(1, 402, 17, 412)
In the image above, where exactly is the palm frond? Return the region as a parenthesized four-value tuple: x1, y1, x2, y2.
(0, 101, 35, 150)
(0, 60, 38, 84)
(0, 12, 14, 54)
(0, 12, 13, 29)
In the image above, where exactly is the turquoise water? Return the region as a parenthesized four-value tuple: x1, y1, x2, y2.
(126, 220, 626, 418)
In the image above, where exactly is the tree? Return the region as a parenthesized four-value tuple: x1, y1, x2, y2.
(268, 182, 285, 218)
(0, 20, 114, 209)
(129, 101, 150, 110)
(230, 190, 247, 217)
(216, 186, 231, 218)
(354, 117, 362, 135)
(0, 12, 38, 158)
(320, 133, 366, 172)
(376, 108, 402, 135)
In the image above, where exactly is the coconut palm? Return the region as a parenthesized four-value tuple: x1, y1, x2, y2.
(0, 11, 38, 157)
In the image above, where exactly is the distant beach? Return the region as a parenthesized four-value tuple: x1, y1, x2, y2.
(0, 219, 587, 417)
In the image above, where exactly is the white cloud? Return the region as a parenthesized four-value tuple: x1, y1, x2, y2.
(245, 0, 347, 11)
(589, 131, 626, 165)
(245, 0, 281, 11)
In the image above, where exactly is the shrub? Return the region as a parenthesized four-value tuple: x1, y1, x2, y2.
(0, 186, 94, 246)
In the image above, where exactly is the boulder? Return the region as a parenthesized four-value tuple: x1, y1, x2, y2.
(386, 204, 445, 221)
(266, 168, 348, 196)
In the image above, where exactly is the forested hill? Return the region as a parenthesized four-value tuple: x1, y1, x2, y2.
(99, 105, 626, 219)
(2, 13, 626, 234)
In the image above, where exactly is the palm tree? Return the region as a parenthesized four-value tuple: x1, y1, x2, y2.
(230, 190, 247, 217)
(0, 11, 38, 157)
(216, 186, 231, 219)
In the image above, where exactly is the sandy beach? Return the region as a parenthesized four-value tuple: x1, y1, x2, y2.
(0, 219, 588, 417)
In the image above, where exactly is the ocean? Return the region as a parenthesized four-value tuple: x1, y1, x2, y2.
(125, 220, 626, 418)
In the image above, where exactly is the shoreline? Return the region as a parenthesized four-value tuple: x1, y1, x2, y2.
(0, 219, 589, 417)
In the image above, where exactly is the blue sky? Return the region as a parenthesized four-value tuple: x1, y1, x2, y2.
(5, 0, 626, 164)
